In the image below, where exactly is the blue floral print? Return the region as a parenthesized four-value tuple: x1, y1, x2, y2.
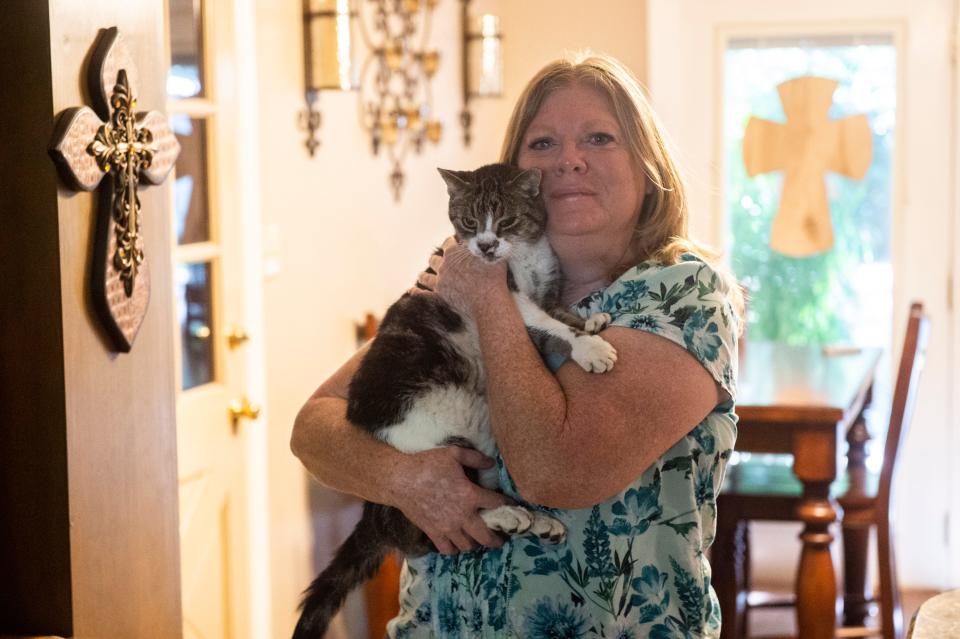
(387, 255, 739, 638)
(522, 597, 590, 639)
(629, 314, 661, 331)
(683, 308, 723, 363)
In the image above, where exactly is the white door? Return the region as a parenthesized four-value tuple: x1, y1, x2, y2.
(647, 0, 956, 590)
(167, 0, 268, 636)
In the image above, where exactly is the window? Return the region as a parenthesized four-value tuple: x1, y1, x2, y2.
(168, 0, 218, 390)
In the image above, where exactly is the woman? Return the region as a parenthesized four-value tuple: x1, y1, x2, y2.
(292, 52, 741, 637)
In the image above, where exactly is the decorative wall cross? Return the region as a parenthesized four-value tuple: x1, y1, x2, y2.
(742, 76, 873, 257)
(49, 27, 180, 352)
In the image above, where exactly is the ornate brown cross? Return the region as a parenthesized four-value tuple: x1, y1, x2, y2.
(743, 76, 873, 257)
(49, 27, 180, 352)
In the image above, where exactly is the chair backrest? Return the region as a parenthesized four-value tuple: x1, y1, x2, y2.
(877, 301, 931, 508)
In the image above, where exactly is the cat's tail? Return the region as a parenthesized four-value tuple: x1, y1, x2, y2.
(292, 522, 387, 639)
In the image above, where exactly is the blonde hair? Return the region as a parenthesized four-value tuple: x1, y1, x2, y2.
(500, 52, 744, 321)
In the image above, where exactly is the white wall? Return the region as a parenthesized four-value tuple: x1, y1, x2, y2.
(253, 1, 649, 636)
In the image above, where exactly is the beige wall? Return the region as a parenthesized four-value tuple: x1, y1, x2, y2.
(497, 0, 648, 123)
(255, 1, 491, 636)
(253, 1, 647, 635)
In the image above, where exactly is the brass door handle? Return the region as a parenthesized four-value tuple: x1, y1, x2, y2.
(226, 324, 251, 349)
(229, 395, 261, 423)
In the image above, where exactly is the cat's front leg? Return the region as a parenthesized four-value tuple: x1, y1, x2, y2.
(514, 293, 617, 373)
(548, 307, 611, 335)
(570, 334, 617, 373)
(583, 312, 612, 334)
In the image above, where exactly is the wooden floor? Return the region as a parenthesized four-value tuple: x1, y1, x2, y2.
(745, 589, 940, 638)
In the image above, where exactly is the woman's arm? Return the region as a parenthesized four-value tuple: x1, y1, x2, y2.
(434, 245, 720, 509)
(290, 339, 511, 554)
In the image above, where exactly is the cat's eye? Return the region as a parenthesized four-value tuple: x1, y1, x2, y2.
(499, 217, 518, 230)
(462, 218, 478, 231)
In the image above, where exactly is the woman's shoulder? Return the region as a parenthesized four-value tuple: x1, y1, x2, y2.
(594, 252, 740, 400)
(613, 252, 727, 289)
(593, 253, 732, 312)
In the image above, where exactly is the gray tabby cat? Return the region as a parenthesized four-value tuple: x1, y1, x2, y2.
(292, 163, 617, 639)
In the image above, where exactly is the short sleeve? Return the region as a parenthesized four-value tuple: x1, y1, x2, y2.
(575, 255, 739, 401)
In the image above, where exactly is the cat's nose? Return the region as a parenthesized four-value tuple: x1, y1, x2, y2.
(478, 239, 499, 256)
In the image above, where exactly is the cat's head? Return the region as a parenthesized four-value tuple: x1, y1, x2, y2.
(437, 163, 546, 262)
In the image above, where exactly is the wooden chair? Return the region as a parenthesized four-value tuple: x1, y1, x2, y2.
(713, 301, 931, 639)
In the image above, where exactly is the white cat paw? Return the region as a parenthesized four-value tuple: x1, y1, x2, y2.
(571, 334, 618, 373)
(528, 512, 567, 544)
(584, 312, 611, 334)
(481, 505, 533, 535)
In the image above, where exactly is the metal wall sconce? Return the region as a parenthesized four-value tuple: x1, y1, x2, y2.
(300, 0, 502, 201)
(300, 0, 356, 156)
(460, 0, 502, 146)
(355, 0, 443, 200)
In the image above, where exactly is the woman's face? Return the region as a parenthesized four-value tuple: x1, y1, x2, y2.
(516, 82, 645, 246)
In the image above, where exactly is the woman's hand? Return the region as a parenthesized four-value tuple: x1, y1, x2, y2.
(425, 238, 508, 316)
(412, 238, 509, 312)
(409, 239, 451, 294)
(393, 446, 511, 554)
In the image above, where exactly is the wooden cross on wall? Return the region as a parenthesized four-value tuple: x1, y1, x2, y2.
(742, 75, 873, 257)
(49, 27, 181, 352)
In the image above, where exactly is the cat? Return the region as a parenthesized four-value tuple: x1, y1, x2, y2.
(292, 163, 617, 639)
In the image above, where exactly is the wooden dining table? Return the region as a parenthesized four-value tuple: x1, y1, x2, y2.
(724, 340, 883, 639)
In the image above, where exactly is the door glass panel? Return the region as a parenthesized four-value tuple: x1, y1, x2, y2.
(167, 0, 205, 98)
(176, 262, 215, 390)
(172, 114, 211, 245)
(724, 35, 897, 475)
(724, 35, 896, 347)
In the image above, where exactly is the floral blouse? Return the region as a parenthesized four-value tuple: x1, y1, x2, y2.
(387, 254, 739, 639)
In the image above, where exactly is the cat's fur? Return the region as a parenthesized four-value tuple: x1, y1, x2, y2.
(292, 163, 617, 639)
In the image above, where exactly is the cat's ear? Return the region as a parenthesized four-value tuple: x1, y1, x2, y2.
(437, 168, 471, 197)
(510, 168, 542, 198)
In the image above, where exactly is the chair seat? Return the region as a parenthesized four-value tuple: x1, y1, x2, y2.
(721, 455, 881, 500)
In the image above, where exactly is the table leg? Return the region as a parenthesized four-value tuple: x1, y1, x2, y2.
(843, 412, 872, 626)
(795, 483, 840, 639)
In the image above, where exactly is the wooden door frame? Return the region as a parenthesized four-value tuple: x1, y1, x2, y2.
(166, 0, 271, 634)
(227, 0, 272, 634)
(1, 1, 182, 635)
(949, 0, 960, 592)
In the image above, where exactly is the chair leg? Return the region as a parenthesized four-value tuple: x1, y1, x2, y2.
(876, 517, 903, 639)
(740, 521, 750, 639)
(842, 522, 871, 626)
(713, 508, 748, 639)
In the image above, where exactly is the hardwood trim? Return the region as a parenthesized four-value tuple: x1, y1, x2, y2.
(2, 2, 182, 637)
